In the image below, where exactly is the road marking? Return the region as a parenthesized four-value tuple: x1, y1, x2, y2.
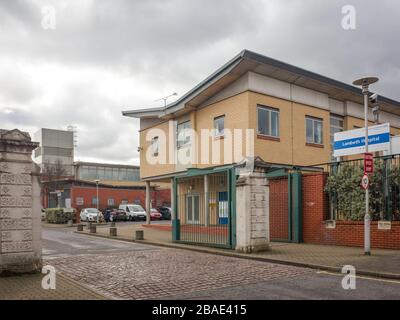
(317, 270, 400, 285)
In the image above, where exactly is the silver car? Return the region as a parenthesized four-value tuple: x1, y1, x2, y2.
(80, 208, 103, 222)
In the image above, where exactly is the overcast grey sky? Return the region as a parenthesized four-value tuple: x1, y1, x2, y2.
(0, 0, 399, 165)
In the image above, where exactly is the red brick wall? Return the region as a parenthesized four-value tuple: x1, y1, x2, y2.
(269, 177, 289, 241)
(301, 173, 400, 250)
(269, 172, 400, 250)
(318, 221, 400, 249)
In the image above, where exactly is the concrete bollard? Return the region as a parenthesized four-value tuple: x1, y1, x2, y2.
(135, 230, 144, 240)
(77, 224, 84, 232)
(90, 225, 97, 234)
(110, 227, 117, 237)
(67, 220, 73, 227)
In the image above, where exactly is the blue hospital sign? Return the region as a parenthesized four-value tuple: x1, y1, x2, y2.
(333, 123, 390, 157)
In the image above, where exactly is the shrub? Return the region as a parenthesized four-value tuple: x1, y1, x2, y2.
(45, 208, 76, 224)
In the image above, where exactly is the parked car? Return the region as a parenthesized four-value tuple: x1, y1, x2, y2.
(80, 208, 103, 222)
(150, 208, 162, 221)
(158, 206, 172, 220)
(104, 208, 112, 222)
(110, 209, 128, 222)
(119, 204, 147, 221)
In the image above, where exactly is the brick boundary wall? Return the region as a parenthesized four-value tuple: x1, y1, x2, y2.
(302, 173, 400, 250)
(269, 172, 400, 250)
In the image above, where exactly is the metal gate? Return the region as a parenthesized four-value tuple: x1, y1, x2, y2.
(267, 170, 303, 243)
(173, 168, 235, 249)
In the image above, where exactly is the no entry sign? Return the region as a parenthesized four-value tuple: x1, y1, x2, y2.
(361, 174, 370, 190)
(364, 153, 374, 174)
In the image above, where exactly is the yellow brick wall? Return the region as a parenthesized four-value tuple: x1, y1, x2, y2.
(139, 91, 400, 179)
(139, 120, 175, 179)
(195, 92, 250, 168)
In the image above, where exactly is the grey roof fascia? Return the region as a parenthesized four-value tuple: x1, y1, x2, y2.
(242, 50, 400, 108)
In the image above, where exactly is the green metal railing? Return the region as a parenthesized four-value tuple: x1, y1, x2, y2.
(327, 154, 400, 221)
(172, 168, 236, 249)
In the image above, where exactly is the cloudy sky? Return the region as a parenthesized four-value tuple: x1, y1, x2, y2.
(0, 0, 399, 165)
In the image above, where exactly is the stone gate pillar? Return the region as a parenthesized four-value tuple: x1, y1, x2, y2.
(235, 170, 270, 253)
(0, 129, 42, 275)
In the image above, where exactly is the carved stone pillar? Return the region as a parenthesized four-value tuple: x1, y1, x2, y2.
(0, 129, 42, 275)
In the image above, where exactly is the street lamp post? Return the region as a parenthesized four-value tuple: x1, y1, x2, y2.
(95, 179, 100, 223)
(353, 76, 379, 256)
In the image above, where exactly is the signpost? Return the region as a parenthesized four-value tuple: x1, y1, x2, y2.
(352, 76, 379, 256)
(333, 123, 390, 158)
(364, 153, 374, 174)
(361, 174, 370, 190)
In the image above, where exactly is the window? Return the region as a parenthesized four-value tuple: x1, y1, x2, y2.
(214, 116, 225, 137)
(257, 106, 279, 137)
(76, 197, 84, 206)
(306, 117, 323, 145)
(177, 121, 191, 149)
(151, 136, 159, 157)
(330, 115, 344, 150)
(92, 197, 98, 205)
(107, 198, 115, 206)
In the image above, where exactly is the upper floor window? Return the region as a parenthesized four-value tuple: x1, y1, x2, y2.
(257, 105, 279, 137)
(177, 121, 191, 149)
(306, 116, 323, 145)
(214, 115, 225, 137)
(151, 136, 159, 157)
(330, 115, 344, 149)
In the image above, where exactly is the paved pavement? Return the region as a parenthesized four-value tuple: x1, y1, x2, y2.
(80, 222, 400, 278)
(0, 272, 105, 300)
(40, 228, 400, 300)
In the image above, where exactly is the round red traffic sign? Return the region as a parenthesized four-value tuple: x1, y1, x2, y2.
(361, 174, 370, 190)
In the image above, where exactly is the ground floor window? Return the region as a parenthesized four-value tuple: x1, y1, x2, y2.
(107, 198, 115, 206)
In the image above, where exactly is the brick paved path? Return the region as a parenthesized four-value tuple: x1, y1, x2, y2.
(0, 273, 105, 300)
(47, 248, 312, 300)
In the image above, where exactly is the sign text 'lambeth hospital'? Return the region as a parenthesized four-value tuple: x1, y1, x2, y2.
(333, 123, 391, 157)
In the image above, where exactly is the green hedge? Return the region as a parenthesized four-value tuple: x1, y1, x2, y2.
(45, 208, 76, 224)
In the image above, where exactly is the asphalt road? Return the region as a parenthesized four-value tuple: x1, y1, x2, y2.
(42, 227, 154, 259)
(42, 227, 400, 300)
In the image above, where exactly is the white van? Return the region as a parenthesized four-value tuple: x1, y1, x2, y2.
(119, 204, 147, 221)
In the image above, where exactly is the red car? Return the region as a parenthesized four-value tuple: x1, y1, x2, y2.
(150, 208, 162, 221)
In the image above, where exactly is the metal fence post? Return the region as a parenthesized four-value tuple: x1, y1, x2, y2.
(172, 177, 180, 241)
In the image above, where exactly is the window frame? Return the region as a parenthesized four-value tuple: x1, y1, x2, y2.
(306, 116, 324, 145)
(151, 136, 159, 157)
(213, 115, 225, 137)
(330, 114, 344, 149)
(257, 105, 280, 138)
(176, 121, 192, 149)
